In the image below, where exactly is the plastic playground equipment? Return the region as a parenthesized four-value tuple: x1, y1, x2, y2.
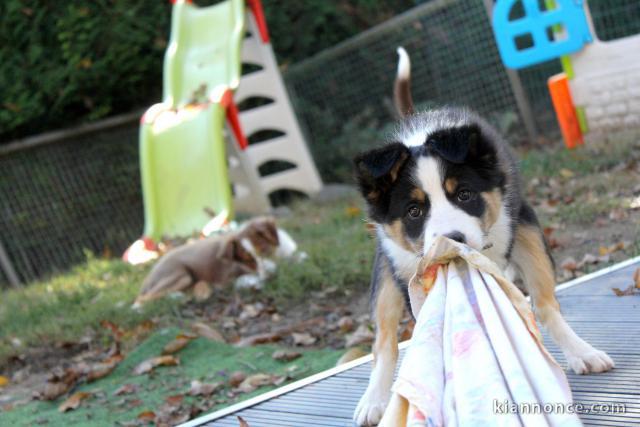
(124, 0, 322, 264)
(492, 0, 640, 148)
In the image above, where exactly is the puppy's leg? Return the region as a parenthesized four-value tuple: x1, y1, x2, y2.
(354, 256, 404, 426)
(511, 219, 614, 374)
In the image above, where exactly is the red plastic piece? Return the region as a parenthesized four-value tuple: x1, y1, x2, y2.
(246, 0, 270, 43)
(220, 89, 248, 150)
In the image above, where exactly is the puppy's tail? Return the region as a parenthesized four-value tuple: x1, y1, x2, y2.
(394, 47, 414, 117)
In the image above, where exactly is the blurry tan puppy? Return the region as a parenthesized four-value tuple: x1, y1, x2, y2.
(134, 217, 285, 306)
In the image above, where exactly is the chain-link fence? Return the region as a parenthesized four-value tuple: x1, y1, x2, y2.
(1, 0, 639, 287)
(285, 0, 640, 182)
(0, 124, 144, 286)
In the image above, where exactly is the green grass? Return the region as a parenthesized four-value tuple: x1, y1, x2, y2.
(519, 130, 639, 180)
(0, 328, 339, 427)
(264, 193, 373, 301)
(0, 191, 372, 365)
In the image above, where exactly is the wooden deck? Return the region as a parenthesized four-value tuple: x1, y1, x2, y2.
(183, 256, 640, 427)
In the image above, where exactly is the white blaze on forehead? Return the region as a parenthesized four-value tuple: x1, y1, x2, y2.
(416, 157, 485, 253)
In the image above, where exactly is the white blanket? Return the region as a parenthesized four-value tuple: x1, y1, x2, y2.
(380, 237, 582, 427)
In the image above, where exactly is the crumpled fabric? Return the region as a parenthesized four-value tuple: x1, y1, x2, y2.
(380, 237, 582, 427)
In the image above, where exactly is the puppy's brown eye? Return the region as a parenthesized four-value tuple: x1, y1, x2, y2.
(407, 206, 422, 218)
(457, 189, 472, 202)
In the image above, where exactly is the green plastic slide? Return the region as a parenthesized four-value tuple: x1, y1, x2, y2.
(138, 0, 245, 243)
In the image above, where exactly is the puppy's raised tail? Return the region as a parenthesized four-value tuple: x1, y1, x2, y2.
(394, 47, 414, 117)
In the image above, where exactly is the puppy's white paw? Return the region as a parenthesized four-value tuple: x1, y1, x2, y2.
(353, 388, 390, 426)
(567, 347, 614, 374)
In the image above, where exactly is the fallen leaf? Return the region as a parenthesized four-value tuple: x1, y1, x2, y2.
(192, 322, 225, 342)
(165, 394, 184, 407)
(345, 206, 361, 218)
(235, 331, 282, 347)
(634, 268, 640, 289)
(162, 334, 194, 355)
(291, 332, 316, 346)
(189, 380, 222, 397)
(560, 257, 578, 272)
(39, 382, 71, 401)
(239, 303, 263, 320)
(100, 320, 124, 341)
(133, 355, 179, 375)
(238, 416, 250, 427)
(345, 324, 375, 347)
(272, 350, 302, 362)
(113, 384, 139, 396)
(0, 376, 8, 387)
(229, 371, 246, 387)
(137, 410, 156, 422)
(337, 316, 354, 333)
(559, 168, 574, 178)
(86, 361, 118, 382)
(612, 285, 637, 296)
(237, 373, 272, 393)
(58, 391, 91, 412)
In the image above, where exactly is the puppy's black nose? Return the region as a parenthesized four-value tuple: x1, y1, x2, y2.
(444, 231, 466, 244)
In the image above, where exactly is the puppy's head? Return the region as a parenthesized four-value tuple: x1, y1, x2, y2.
(354, 115, 506, 257)
(223, 237, 259, 276)
(240, 217, 280, 257)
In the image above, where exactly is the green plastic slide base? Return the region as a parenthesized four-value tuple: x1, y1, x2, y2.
(140, 103, 233, 241)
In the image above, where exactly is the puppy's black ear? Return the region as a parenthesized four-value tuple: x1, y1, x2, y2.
(427, 125, 490, 164)
(354, 142, 410, 219)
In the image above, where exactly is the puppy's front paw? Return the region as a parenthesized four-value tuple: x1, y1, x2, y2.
(353, 388, 390, 426)
(567, 347, 614, 374)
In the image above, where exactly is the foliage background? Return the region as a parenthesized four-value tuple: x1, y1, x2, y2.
(0, 0, 416, 142)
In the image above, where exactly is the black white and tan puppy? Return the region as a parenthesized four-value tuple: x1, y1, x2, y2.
(352, 48, 614, 426)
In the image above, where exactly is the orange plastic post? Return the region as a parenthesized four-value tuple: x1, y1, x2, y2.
(548, 73, 583, 149)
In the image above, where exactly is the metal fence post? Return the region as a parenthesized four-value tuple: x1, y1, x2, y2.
(0, 238, 21, 288)
(482, 0, 539, 143)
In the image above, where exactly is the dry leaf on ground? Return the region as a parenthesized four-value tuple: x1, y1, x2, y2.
(162, 333, 196, 355)
(137, 410, 156, 422)
(560, 257, 578, 272)
(0, 375, 8, 387)
(272, 350, 302, 362)
(291, 332, 316, 346)
(133, 355, 179, 375)
(337, 316, 354, 333)
(191, 322, 225, 342)
(189, 380, 222, 397)
(228, 371, 246, 387)
(58, 391, 91, 412)
(113, 384, 139, 396)
(235, 331, 283, 347)
(237, 373, 274, 393)
(86, 361, 119, 382)
(612, 285, 638, 297)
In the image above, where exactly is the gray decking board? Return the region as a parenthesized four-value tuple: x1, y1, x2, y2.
(185, 258, 640, 427)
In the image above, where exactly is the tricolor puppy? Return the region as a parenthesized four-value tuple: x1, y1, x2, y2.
(352, 48, 614, 426)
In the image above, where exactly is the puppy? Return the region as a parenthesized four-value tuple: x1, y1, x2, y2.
(134, 233, 258, 305)
(134, 217, 287, 304)
(352, 48, 614, 426)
